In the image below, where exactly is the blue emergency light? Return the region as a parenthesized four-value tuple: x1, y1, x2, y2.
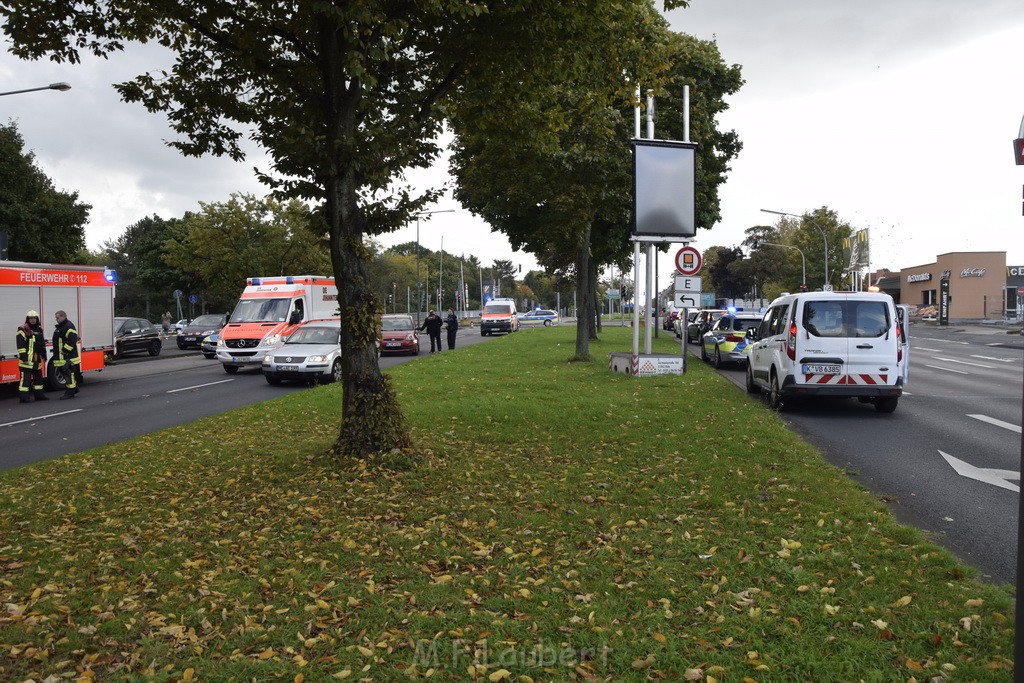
(250, 278, 261, 285)
(103, 268, 118, 283)
(285, 276, 294, 284)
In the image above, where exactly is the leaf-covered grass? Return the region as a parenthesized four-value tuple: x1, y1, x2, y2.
(0, 327, 1014, 681)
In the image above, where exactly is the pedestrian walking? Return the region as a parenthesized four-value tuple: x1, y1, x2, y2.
(445, 309, 459, 350)
(161, 311, 172, 337)
(15, 310, 49, 403)
(53, 310, 81, 400)
(419, 310, 444, 353)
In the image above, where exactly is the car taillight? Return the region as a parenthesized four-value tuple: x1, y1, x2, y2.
(786, 321, 797, 361)
(896, 323, 903, 362)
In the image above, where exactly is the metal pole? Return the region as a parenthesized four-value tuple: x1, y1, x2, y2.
(645, 243, 654, 354)
(683, 85, 690, 143)
(415, 216, 421, 325)
(632, 241, 641, 361)
(0, 82, 71, 97)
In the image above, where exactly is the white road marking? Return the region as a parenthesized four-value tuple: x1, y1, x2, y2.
(970, 355, 1017, 363)
(918, 337, 969, 345)
(1, 409, 84, 428)
(167, 379, 235, 394)
(939, 451, 1019, 493)
(924, 364, 969, 374)
(931, 356, 994, 369)
(914, 346, 940, 352)
(967, 414, 1022, 434)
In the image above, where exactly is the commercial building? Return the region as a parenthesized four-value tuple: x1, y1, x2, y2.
(886, 252, 1021, 321)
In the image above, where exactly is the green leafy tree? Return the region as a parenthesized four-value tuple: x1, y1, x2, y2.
(450, 19, 742, 359)
(0, 121, 90, 263)
(162, 194, 331, 306)
(0, 0, 679, 457)
(703, 245, 748, 302)
(102, 215, 188, 318)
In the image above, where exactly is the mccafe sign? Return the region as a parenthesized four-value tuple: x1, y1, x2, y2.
(960, 267, 986, 278)
(906, 272, 931, 283)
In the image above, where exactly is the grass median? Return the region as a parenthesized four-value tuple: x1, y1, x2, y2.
(0, 326, 1014, 681)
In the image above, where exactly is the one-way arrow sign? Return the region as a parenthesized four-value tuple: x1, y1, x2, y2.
(939, 450, 1020, 492)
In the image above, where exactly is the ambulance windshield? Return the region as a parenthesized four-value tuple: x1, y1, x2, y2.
(230, 297, 292, 322)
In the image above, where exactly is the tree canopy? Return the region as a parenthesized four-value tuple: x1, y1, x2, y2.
(0, 121, 90, 263)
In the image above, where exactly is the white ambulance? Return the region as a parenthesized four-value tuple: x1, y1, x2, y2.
(216, 275, 339, 373)
(0, 261, 116, 390)
(745, 291, 909, 413)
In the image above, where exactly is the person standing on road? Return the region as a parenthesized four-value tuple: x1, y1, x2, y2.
(161, 311, 172, 336)
(16, 310, 49, 403)
(419, 310, 444, 353)
(53, 310, 81, 400)
(445, 309, 459, 350)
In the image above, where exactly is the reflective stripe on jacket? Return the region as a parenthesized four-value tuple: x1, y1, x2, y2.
(53, 319, 81, 366)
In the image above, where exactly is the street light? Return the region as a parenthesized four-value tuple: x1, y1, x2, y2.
(0, 82, 71, 97)
(413, 209, 454, 325)
(760, 208, 830, 287)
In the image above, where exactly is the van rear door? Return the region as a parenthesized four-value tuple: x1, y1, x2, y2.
(796, 297, 849, 386)
(844, 297, 899, 387)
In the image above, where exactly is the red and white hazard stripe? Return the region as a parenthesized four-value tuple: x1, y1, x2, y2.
(802, 373, 890, 385)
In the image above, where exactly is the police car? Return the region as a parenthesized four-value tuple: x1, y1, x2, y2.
(518, 309, 560, 326)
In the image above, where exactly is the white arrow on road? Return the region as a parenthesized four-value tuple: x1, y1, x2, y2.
(939, 450, 1020, 493)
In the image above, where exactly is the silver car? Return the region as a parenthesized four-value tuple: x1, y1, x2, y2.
(261, 320, 342, 385)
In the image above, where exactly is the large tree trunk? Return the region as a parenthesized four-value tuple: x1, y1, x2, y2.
(322, 20, 411, 459)
(573, 223, 593, 360)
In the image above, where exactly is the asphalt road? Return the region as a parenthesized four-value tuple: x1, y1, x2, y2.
(696, 323, 1024, 584)
(0, 325, 495, 471)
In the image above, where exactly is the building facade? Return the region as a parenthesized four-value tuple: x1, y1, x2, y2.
(900, 252, 1007, 320)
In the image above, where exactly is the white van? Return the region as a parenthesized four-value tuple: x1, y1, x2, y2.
(745, 291, 908, 413)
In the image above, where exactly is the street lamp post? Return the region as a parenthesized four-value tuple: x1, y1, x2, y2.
(0, 82, 71, 97)
(760, 208, 830, 288)
(414, 209, 454, 325)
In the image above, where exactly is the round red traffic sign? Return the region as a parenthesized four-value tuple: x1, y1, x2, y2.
(674, 246, 702, 276)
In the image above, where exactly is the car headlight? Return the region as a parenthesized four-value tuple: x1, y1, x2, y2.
(262, 333, 281, 347)
(263, 354, 273, 362)
(308, 354, 327, 362)
(217, 338, 226, 347)
(201, 330, 215, 336)
(405, 333, 414, 341)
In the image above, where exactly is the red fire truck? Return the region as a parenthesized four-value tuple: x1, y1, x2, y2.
(0, 261, 116, 390)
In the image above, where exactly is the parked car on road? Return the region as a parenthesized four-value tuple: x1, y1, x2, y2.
(380, 314, 420, 355)
(177, 313, 229, 350)
(113, 317, 162, 359)
(700, 312, 764, 368)
(201, 333, 219, 359)
(519, 309, 560, 326)
(745, 291, 908, 413)
(687, 309, 727, 343)
(261, 320, 342, 385)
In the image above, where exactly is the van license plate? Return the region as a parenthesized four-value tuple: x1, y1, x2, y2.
(803, 364, 842, 374)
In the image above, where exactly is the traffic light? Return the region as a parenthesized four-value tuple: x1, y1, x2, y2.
(750, 236, 760, 249)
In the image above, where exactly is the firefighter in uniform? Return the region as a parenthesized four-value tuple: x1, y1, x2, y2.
(53, 310, 81, 399)
(16, 310, 49, 403)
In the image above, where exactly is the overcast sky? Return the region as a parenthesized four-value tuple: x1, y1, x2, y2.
(2, 1, 1023, 284)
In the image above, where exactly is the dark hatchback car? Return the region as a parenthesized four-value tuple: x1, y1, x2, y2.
(177, 313, 229, 350)
(113, 317, 162, 359)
